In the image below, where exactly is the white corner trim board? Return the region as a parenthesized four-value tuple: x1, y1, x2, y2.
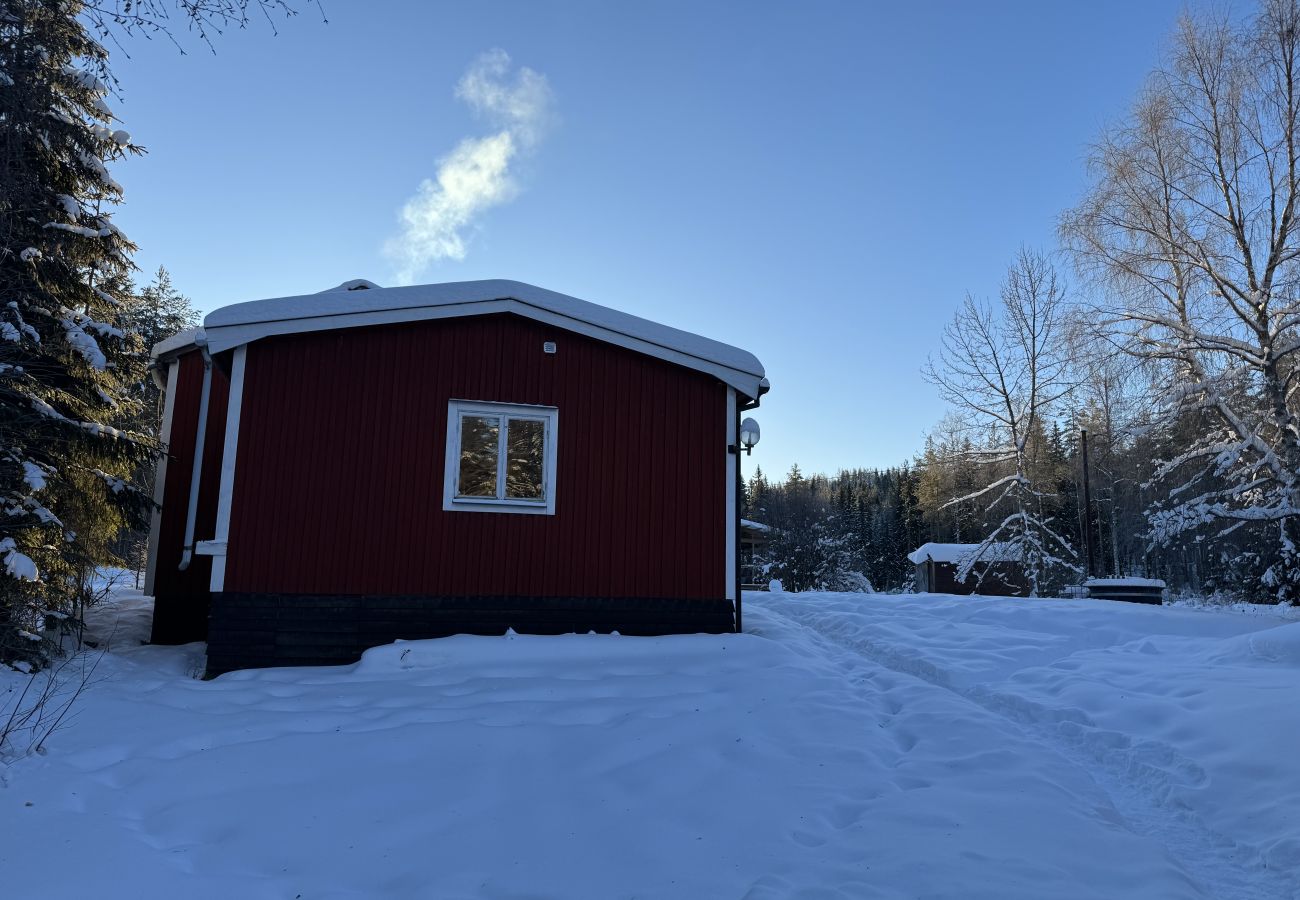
(143, 359, 180, 596)
(726, 387, 737, 602)
(209, 345, 247, 593)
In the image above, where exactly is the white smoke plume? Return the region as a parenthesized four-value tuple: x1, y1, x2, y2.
(386, 50, 554, 284)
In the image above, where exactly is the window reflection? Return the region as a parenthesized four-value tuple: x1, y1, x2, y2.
(505, 418, 545, 499)
(457, 415, 499, 497)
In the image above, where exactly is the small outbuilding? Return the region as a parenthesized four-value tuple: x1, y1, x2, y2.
(908, 542, 1030, 597)
(145, 279, 768, 674)
(1084, 577, 1166, 605)
(740, 519, 771, 590)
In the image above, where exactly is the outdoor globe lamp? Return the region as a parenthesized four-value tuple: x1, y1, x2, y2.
(739, 417, 761, 455)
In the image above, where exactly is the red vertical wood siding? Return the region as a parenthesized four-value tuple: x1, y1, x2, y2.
(223, 313, 729, 600)
(151, 350, 230, 611)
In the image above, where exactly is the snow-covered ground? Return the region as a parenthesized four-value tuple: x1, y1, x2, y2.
(2, 585, 1298, 899)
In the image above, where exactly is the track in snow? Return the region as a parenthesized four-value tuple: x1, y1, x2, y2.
(750, 595, 1298, 900)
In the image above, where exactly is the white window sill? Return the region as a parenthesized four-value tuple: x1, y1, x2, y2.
(444, 497, 553, 516)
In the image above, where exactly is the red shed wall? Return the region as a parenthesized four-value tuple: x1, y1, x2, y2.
(150, 349, 230, 641)
(223, 313, 729, 600)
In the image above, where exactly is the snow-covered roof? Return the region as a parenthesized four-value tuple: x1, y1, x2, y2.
(1084, 577, 1166, 588)
(740, 519, 770, 533)
(158, 279, 767, 398)
(907, 542, 1022, 566)
(152, 326, 204, 363)
(318, 278, 381, 293)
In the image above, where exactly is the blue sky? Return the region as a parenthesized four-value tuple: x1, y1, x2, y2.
(110, 0, 1198, 479)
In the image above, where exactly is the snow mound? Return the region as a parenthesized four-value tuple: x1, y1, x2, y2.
(350, 630, 707, 675)
(1208, 620, 1300, 666)
(317, 278, 381, 293)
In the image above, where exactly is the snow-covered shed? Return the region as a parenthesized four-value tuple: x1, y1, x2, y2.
(145, 279, 769, 674)
(740, 519, 771, 590)
(1084, 577, 1166, 605)
(907, 542, 1030, 597)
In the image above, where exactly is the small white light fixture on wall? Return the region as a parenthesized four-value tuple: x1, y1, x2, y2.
(739, 417, 761, 455)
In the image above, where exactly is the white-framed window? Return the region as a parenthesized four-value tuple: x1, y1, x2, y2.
(443, 400, 559, 515)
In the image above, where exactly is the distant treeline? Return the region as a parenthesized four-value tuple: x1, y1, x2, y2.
(744, 410, 1247, 598)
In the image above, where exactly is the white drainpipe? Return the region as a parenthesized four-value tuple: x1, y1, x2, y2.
(178, 334, 212, 571)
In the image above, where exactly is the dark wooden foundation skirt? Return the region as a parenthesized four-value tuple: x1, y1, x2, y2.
(150, 591, 211, 645)
(205, 593, 737, 676)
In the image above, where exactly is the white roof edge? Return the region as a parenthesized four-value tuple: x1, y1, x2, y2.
(151, 326, 204, 362)
(198, 279, 766, 396)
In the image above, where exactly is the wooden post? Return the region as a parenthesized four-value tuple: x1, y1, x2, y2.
(1081, 428, 1096, 580)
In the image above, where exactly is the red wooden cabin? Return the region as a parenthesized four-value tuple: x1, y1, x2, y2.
(145, 280, 768, 675)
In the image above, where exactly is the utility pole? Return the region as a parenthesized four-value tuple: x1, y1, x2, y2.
(1080, 428, 1096, 580)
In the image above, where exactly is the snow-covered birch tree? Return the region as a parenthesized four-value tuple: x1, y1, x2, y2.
(1062, 0, 1300, 600)
(923, 249, 1079, 594)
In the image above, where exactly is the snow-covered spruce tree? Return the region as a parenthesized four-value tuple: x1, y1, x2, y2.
(0, 0, 152, 667)
(746, 464, 926, 591)
(122, 266, 196, 435)
(923, 249, 1080, 595)
(1062, 0, 1300, 601)
(114, 266, 197, 580)
(757, 466, 874, 593)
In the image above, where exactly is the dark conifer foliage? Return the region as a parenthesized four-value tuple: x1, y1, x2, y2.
(123, 266, 197, 434)
(0, 0, 153, 666)
(744, 465, 925, 592)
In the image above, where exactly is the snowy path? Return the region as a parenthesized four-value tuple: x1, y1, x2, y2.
(749, 591, 1300, 900)
(1, 586, 1297, 898)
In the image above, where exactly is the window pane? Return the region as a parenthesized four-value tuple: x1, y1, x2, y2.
(504, 418, 545, 500)
(458, 415, 499, 497)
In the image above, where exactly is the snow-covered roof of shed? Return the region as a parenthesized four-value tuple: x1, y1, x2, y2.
(192, 279, 767, 398)
(907, 542, 1022, 566)
(1084, 577, 1166, 588)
